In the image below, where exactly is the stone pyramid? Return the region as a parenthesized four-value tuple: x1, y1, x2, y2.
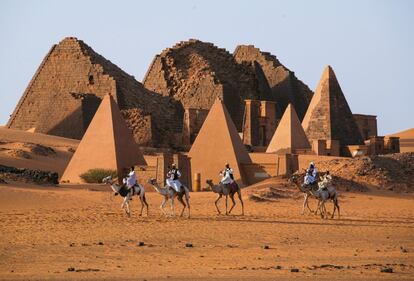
(266, 104, 311, 154)
(7, 37, 180, 146)
(61, 94, 146, 183)
(302, 66, 363, 146)
(188, 98, 252, 186)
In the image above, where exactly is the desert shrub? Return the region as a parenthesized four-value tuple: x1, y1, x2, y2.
(79, 169, 117, 183)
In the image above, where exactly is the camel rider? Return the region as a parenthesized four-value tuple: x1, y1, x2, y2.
(123, 166, 137, 192)
(220, 163, 234, 185)
(166, 164, 183, 193)
(304, 161, 318, 186)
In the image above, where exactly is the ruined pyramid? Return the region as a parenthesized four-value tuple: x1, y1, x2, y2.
(188, 98, 252, 186)
(143, 39, 264, 131)
(302, 65, 363, 147)
(266, 104, 311, 154)
(233, 45, 313, 120)
(7, 37, 180, 146)
(61, 94, 146, 183)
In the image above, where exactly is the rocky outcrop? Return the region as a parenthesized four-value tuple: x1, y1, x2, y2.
(0, 164, 59, 184)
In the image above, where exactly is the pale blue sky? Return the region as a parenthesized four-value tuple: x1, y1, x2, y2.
(0, 0, 412, 135)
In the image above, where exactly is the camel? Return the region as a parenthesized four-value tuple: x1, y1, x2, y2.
(102, 176, 149, 217)
(147, 178, 190, 218)
(206, 180, 244, 215)
(290, 172, 340, 219)
(316, 174, 340, 219)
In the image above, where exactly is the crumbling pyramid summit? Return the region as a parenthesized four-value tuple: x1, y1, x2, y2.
(7, 37, 180, 146)
(143, 39, 265, 131)
(233, 45, 313, 120)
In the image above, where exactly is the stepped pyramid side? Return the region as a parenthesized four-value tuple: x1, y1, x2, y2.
(233, 45, 313, 120)
(266, 104, 311, 153)
(61, 94, 146, 183)
(188, 98, 251, 186)
(143, 39, 264, 131)
(7, 37, 180, 146)
(302, 66, 363, 146)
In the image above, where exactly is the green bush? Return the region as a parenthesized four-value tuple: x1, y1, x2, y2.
(79, 169, 118, 183)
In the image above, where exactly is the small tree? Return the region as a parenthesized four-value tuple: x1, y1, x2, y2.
(79, 169, 118, 183)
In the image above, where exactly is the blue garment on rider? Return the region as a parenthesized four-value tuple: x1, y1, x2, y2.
(304, 166, 318, 185)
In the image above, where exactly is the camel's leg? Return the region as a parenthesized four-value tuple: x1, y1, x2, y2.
(123, 195, 131, 217)
(139, 195, 144, 216)
(143, 194, 149, 216)
(228, 194, 236, 214)
(185, 192, 190, 218)
(170, 198, 175, 217)
(215, 194, 222, 214)
(122, 195, 131, 216)
(237, 189, 244, 215)
(301, 193, 308, 215)
(160, 197, 168, 216)
(183, 185, 190, 198)
(333, 198, 340, 219)
(315, 200, 322, 217)
(306, 195, 314, 213)
(177, 195, 186, 217)
(320, 201, 327, 219)
(225, 195, 229, 215)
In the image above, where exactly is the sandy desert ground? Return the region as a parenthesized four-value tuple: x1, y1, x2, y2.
(0, 128, 78, 176)
(0, 181, 413, 281)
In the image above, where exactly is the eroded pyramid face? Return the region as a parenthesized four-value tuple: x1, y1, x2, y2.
(302, 66, 363, 146)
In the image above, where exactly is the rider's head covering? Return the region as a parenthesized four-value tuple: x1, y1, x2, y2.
(309, 161, 315, 167)
(172, 163, 177, 168)
(225, 163, 230, 168)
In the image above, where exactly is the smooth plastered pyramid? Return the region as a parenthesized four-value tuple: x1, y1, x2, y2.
(61, 94, 146, 183)
(266, 104, 311, 154)
(188, 98, 251, 185)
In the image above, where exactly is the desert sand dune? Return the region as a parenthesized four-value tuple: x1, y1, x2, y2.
(0, 182, 413, 281)
(388, 128, 414, 153)
(0, 127, 78, 177)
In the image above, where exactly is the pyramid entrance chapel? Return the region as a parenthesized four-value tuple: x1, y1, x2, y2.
(7, 37, 400, 185)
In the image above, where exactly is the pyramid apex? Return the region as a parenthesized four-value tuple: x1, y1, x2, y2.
(266, 103, 310, 154)
(322, 65, 336, 80)
(189, 98, 251, 185)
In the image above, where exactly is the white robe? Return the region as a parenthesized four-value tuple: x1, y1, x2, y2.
(166, 170, 182, 192)
(220, 168, 234, 185)
(124, 170, 137, 188)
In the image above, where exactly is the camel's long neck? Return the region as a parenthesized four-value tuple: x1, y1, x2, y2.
(151, 182, 167, 195)
(111, 183, 121, 193)
(296, 182, 306, 193)
(207, 183, 219, 193)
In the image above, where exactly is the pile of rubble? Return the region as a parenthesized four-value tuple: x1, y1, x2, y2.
(0, 165, 58, 185)
(318, 153, 414, 192)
